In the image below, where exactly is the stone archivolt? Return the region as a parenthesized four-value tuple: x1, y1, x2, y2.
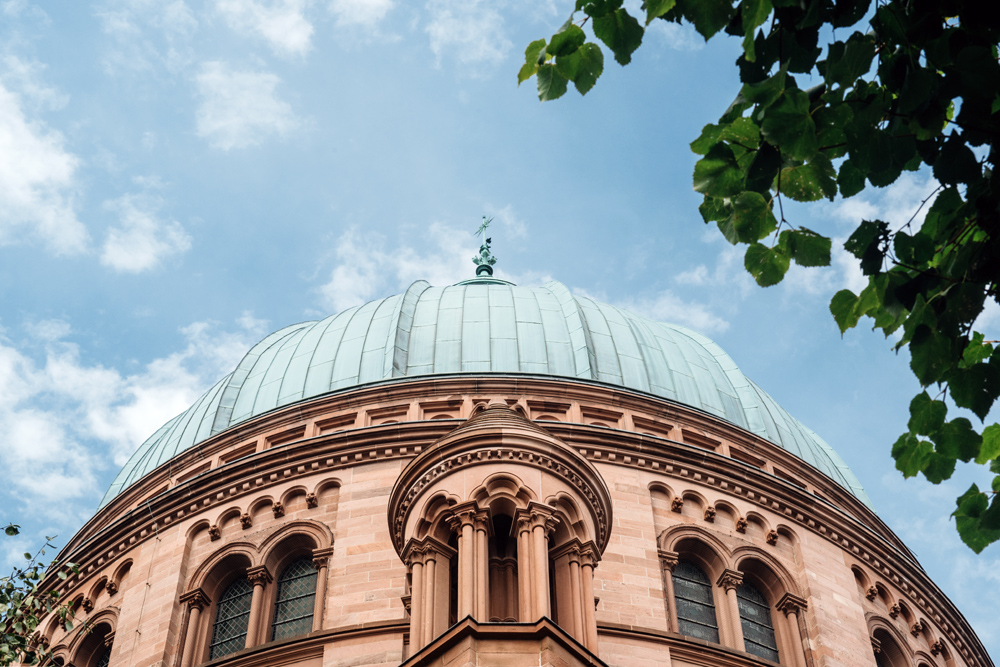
(32, 380, 992, 667)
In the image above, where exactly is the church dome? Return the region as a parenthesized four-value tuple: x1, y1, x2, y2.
(102, 279, 867, 507)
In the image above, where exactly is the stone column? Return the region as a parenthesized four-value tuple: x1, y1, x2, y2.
(311, 548, 334, 632)
(777, 593, 809, 667)
(422, 551, 437, 646)
(516, 515, 533, 621)
(245, 566, 272, 648)
(580, 547, 599, 652)
(717, 569, 745, 652)
(658, 550, 679, 632)
(179, 589, 209, 667)
(449, 508, 477, 620)
(505, 559, 517, 620)
(530, 507, 559, 619)
(474, 510, 490, 620)
(568, 547, 583, 638)
(406, 548, 425, 651)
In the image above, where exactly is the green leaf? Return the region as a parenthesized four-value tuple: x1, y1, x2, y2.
(843, 220, 887, 275)
(741, 67, 786, 107)
(744, 242, 790, 287)
(892, 431, 932, 478)
(690, 124, 725, 155)
(675, 0, 735, 40)
(547, 24, 586, 57)
(830, 289, 861, 334)
(693, 143, 744, 198)
(908, 391, 947, 436)
(910, 325, 953, 385)
(893, 231, 935, 266)
(780, 228, 831, 267)
(593, 8, 644, 65)
(779, 154, 837, 202)
(4, 525, 19, 537)
(728, 191, 777, 242)
(745, 142, 780, 193)
(580, 0, 622, 17)
(948, 363, 1000, 421)
(933, 132, 981, 186)
(555, 43, 604, 95)
(976, 424, 1000, 464)
(822, 32, 875, 88)
(760, 88, 818, 161)
(740, 0, 772, 61)
(518, 39, 547, 84)
(923, 452, 957, 483)
(954, 484, 1000, 553)
(698, 196, 730, 224)
(930, 417, 981, 463)
(645, 0, 676, 24)
(537, 64, 569, 101)
(961, 332, 993, 367)
(837, 159, 866, 197)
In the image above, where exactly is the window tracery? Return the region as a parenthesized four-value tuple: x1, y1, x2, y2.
(209, 577, 253, 659)
(271, 557, 318, 641)
(737, 581, 779, 662)
(674, 560, 720, 643)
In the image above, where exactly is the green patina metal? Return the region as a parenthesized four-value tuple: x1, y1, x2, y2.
(472, 216, 498, 277)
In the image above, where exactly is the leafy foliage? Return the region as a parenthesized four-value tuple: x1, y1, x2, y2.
(1, 524, 77, 666)
(522, 0, 1000, 551)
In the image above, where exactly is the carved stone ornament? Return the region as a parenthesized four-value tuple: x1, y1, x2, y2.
(208, 524, 221, 541)
(272, 501, 285, 518)
(240, 512, 253, 529)
(931, 640, 945, 656)
(717, 569, 744, 591)
(911, 620, 924, 636)
(735, 516, 748, 533)
(775, 593, 808, 615)
(866, 586, 878, 601)
(401, 594, 412, 616)
(247, 566, 272, 586)
(81, 598, 94, 613)
(765, 529, 779, 545)
(179, 588, 209, 611)
(306, 492, 319, 508)
(889, 603, 900, 618)
(704, 506, 716, 522)
(670, 497, 684, 513)
(871, 637, 882, 655)
(105, 581, 118, 596)
(658, 549, 679, 573)
(103, 631, 116, 649)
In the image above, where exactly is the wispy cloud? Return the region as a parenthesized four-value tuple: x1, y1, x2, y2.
(194, 61, 298, 150)
(215, 0, 314, 57)
(425, 0, 511, 73)
(329, 0, 393, 28)
(0, 78, 87, 255)
(645, 20, 704, 51)
(101, 193, 192, 272)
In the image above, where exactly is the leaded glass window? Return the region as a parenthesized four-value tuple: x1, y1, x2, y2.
(271, 557, 318, 641)
(94, 648, 111, 667)
(737, 582, 780, 662)
(674, 560, 719, 643)
(209, 577, 253, 659)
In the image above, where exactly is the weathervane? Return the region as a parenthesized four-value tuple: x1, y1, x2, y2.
(472, 216, 497, 277)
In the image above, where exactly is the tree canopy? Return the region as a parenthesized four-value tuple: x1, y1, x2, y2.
(520, 0, 1000, 551)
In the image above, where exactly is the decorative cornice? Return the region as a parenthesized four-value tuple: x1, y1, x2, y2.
(658, 549, 679, 572)
(776, 593, 808, 615)
(179, 588, 209, 610)
(717, 569, 743, 591)
(247, 566, 272, 586)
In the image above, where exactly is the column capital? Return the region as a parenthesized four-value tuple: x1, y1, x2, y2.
(180, 588, 210, 610)
(103, 631, 116, 649)
(447, 501, 480, 532)
(717, 568, 743, 591)
(579, 542, 600, 568)
(776, 592, 808, 615)
(518, 503, 560, 534)
(247, 565, 272, 586)
(658, 549, 679, 572)
(473, 508, 492, 533)
(312, 546, 335, 569)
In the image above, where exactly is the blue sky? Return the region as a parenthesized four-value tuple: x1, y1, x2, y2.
(0, 0, 996, 659)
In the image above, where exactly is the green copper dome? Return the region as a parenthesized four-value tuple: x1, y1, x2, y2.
(102, 280, 869, 507)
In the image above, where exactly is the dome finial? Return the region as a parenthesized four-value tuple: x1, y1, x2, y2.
(472, 216, 497, 277)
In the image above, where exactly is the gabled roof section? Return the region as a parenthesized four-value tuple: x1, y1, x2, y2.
(101, 280, 869, 507)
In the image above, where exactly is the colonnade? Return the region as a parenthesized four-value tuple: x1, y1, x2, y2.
(403, 501, 600, 654)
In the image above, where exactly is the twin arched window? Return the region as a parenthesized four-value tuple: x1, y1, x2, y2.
(208, 557, 318, 660)
(673, 560, 780, 663)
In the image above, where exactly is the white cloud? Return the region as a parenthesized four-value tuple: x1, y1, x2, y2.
(101, 193, 192, 273)
(216, 0, 314, 56)
(617, 290, 730, 334)
(329, 0, 392, 27)
(0, 56, 68, 111)
(674, 238, 754, 298)
(646, 20, 704, 51)
(195, 61, 298, 150)
(0, 79, 87, 255)
(96, 0, 198, 75)
(0, 314, 268, 524)
(425, 0, 511, 72)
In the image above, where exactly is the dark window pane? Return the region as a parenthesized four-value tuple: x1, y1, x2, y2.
(272, 557, 318, 641)
(210, 577, 253, 659)
(674, 561, 719, 643)
(94, 648, 111, 667)
(737, 582, 779, 662)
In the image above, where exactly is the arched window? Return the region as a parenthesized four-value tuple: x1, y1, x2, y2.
(737, 582, 779, 662)
(210, 578, 254, 659)
(271, 557, 318, 641)
(674, 560, 719, 643)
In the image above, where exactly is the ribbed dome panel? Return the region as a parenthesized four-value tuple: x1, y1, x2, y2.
(102, 280, 869, 507)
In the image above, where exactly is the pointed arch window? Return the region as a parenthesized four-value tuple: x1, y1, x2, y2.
(94, 649, 111, 667)
(737, 582, 779, 662)
(674, 560, 719, 643)
(210, 578, 253, 659)
(271, 557, 318, 641)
